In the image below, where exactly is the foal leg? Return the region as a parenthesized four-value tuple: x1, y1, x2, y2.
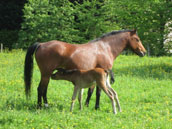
(85, 86, 95, 107)
(106, 76, 121, 112)
(101, 87, 117, 114)
(78, 88, 84, 110)
(108, 87, 121, 112)
(70, 86, 79, 112)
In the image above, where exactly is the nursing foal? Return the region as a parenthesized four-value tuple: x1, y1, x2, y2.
(51, 68, 121, 114)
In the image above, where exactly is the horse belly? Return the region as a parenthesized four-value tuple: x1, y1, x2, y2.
(96, 54, 113, 69)
(67, 52, 97, 70)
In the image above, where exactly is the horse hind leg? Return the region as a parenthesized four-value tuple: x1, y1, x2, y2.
(43, 85, 49, 108)
(37, 76, 50, 108)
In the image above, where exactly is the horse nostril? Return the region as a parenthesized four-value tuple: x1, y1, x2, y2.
(142, 51, 146, 57)
(143, 51, 147, 56)
(138, 51, 146, 57)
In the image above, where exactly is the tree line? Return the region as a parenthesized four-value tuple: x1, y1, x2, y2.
(0, 0, 171, 56)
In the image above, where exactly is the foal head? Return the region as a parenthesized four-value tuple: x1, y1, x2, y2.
(51, 68, 77, 80)
(128, 29, 146, 57)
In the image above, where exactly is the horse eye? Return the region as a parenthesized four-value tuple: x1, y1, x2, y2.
(135, 38, 139, 42)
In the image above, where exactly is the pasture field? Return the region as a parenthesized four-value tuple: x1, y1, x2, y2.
(0, 50, 172, 129)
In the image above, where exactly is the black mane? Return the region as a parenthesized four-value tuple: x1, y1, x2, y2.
(91, 30, 133, 42)
(100, 30, 133, 38)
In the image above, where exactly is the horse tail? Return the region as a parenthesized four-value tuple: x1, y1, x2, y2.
(24, 43, 40, 98)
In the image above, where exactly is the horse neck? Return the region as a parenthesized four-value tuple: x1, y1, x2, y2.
(104, 33, 129, 59)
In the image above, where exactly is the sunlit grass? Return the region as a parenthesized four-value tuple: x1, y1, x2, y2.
(0, 50, 172, 129)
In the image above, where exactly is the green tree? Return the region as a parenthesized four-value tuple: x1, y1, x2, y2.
(0, 0, 26, 49)
(18, 0, 171, 55)
(18, 0, 119, 47)
(110, 0, 172, 56)
(72, 0, 120, 43)
(18, 0, 77, 48)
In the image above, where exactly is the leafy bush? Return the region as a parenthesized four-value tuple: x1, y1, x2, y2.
(18, 0, 172, 56)
(0, 0, 25, 49)
(18, 0, 119, 48)
(110, 0, 172, 56)
(0, 30, 18, 49)
(72, 0, 120, 43)
(18, 0, 77, 48)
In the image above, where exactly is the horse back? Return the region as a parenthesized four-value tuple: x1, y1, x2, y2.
(35, 40, 75, 75)
(35, 40, 113, 76)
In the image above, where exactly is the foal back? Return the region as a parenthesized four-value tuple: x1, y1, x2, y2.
(73, 68, 107, 88)
(51, 68, 107, 89)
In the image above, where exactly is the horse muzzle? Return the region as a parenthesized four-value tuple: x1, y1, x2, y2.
(136, 50, 146, 57)
(139, 51, 146, 57)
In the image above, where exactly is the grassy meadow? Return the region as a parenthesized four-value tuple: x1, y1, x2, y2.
(0, 50, 172, 129)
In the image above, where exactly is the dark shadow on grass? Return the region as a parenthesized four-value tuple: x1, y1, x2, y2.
(1, 97, 70, 112)
(113, 63, 172, 80)
(2, 97, 38, 112)
(0, 117, 13, 126)
(53, 103, 65, 111)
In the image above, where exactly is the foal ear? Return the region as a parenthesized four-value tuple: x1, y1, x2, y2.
(130, 29, 137, 36)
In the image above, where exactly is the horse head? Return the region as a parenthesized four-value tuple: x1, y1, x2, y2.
(128, 29, 146, 57)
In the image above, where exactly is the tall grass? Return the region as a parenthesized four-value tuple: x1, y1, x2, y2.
(0, 50, 172, 129)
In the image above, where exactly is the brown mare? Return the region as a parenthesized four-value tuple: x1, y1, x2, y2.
(24, 29, 146, 108)
(51, 68, 121, 114)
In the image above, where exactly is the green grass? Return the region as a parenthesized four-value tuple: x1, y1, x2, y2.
(0, 50, 172, 129)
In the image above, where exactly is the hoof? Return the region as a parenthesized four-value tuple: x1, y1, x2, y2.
(37, 105, 42, 109)
(113, 112, 117, 115)
(44, 103, 49, 108)
(95, 105, 99, 110)
(85, 102, 89, 107)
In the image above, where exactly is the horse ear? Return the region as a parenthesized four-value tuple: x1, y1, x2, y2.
(130, 29, 137, 36)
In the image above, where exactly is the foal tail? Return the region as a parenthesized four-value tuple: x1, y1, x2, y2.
(24, 43, 40, 98)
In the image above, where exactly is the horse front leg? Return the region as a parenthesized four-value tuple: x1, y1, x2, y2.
(85, 86, 95, 107)
(95, 86, 101, 110)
